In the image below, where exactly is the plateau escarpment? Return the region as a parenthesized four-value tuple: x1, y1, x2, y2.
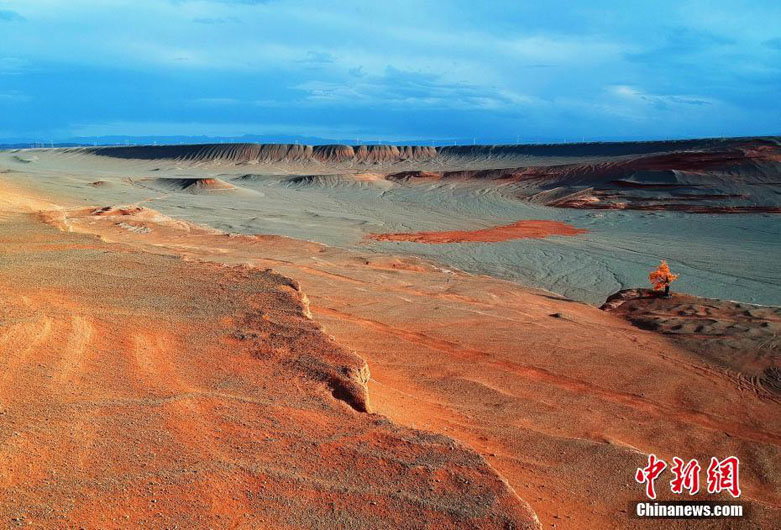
(386, 139, 781, 213)
(72, 137, 781, 212)
(80, 137, 779, 168)
(81, 143, 440, 165)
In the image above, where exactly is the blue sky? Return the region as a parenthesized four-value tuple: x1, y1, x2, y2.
(1, 0, 779, 144)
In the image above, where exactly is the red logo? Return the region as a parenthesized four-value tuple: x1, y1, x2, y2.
(706, 457, 741, 498)
(635, 454, 667, 499)
(635, 455, 740, 499)
(670, 457, 701, 495)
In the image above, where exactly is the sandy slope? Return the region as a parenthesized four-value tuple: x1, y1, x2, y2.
(0, 185, 538, 529)
(26, 188, 781, 529)
(602, 289, 780, 398)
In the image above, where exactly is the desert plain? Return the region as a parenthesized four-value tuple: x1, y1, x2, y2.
(0, 137, 779, 529)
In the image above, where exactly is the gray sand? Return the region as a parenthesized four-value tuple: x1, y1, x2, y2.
(2, 147, 779, 306)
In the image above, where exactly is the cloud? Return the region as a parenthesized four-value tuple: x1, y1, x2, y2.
(348, 66, 365, 77)
(0, 9, 24, 21)
(609, 85, 715, 110)
(65, 120, 367, 140)
(626, 27, 733, 63)
(0, 57, 29, 74)
(296, 51, 334, 66)
(171, 0, 274, 4)
(0, 91, 30, 103)
(764, 37, 781, 50)
(0, 0, 778, 142)
(191, 97, 241, 105)
(193, 16, 239, 24)
(210, 0, 274, 3)
(296, 66, 534, 111)
(189, 96, 287, 108)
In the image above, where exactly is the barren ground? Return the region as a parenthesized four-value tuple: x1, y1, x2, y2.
(0, 185, 538, 529)
(0, 140, 779, 529)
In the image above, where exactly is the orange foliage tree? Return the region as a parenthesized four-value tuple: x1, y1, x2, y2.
(649, 260, 679, 296)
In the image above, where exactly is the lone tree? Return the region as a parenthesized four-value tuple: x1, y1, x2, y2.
(649, 260, 679, 297)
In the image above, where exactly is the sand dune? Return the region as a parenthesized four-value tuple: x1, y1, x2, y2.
(281, 173, 394, 191)
(132, 177, 238, 194)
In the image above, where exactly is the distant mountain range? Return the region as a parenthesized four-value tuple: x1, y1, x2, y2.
(7, 133, 776, 150)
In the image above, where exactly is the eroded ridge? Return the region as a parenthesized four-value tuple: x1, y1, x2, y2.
(0, 202, 540, 528)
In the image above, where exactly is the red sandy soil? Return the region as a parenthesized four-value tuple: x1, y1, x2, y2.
(550, 197, 781, 214)
(602, 289, 780, 398)
(0, 185, 538, 529)
(32, 191, 781, 529)
(366, 220, 587, 244)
